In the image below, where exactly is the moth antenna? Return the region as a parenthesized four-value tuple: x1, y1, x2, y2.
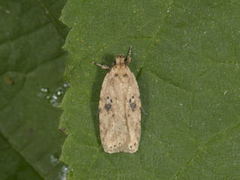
(125, 46, 132, 64)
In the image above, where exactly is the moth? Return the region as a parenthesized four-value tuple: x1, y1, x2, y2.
(94, 47, 141, 153)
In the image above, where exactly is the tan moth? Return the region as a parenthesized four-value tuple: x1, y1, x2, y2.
(94, 47, 141, 153)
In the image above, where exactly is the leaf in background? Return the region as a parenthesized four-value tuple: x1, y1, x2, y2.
(0, 134, 41, 180)
(60, 0, 240, 179)
(0, 0, 68, 179)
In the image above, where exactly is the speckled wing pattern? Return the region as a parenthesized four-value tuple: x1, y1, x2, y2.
(99, 65, 141, 153)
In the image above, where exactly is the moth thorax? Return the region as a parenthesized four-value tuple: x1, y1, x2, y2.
(115, 55, 126, 65)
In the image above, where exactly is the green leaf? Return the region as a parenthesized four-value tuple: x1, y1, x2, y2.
(60, 0, 240, 179)
(0, 0, 68, 179)
(0, 134, 41, 180)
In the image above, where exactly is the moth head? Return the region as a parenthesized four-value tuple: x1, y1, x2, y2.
(115, 55, 126, 65)
(114, 47, 132, 66)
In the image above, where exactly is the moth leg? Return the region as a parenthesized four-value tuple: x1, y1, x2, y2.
(140, 107, 147, 115)
(125, 46, 132, 64)
(92, 62, 110, 70)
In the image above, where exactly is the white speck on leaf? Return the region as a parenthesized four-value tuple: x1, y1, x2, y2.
(50, 154, 59, 165)
(224, 90, 228, 95)
(59, 165, 69, 180)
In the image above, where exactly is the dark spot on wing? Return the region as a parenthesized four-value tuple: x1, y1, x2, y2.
(114, 73, 118, 77)
(130, 103, 137, 111)
(104, 103, 111, 111)
(129, 96, 137, 111)
(123, 73, 128, 77)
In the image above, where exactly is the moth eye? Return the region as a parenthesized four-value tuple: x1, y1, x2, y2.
(107, 96, 110, 99)
(132, 96, 134, 98)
